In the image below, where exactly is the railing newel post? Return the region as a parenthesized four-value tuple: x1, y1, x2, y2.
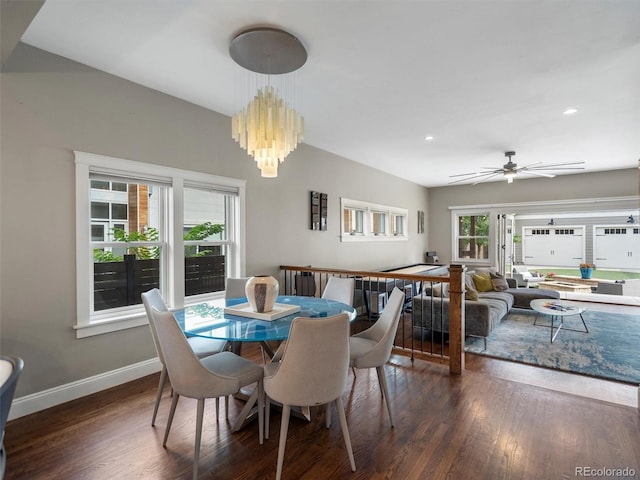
(447, 264, 466, 375)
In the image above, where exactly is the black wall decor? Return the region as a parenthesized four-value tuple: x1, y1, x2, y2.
(417, 210, 425, 234)
(310, 191, 328, 230)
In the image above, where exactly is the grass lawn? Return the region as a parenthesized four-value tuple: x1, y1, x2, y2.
(533, 268, 640, 281)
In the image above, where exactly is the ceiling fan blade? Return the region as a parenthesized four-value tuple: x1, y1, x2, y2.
(527, 167, 585, 172)
(519, 170, 556, 178)
(449, 169, 500, 178)
(449, 172, 483, 178)
(518, 161, 543, 170)
(527, 161, 585, 170)
(448, 171, 501, 184)
(472, 173, 502, 185)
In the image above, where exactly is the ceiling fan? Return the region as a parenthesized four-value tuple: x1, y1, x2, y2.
(449, 151, 585, 185)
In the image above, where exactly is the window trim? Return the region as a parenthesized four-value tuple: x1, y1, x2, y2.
(75, 151, 246, 338)
(340, 198, 408, 242)
(451, 210, 493, 264)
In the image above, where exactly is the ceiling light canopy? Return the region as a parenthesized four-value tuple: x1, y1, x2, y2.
(230, 27, 307, 178)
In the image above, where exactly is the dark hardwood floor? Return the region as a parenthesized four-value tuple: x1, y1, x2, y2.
(5, 341, 640, 480)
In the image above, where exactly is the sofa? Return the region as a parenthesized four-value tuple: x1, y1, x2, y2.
(412, 268, 560, 348)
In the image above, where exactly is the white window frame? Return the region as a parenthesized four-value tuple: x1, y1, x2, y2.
(340, 198, 408, 242)
(391, 213, 405, 236)
(75, 151, 246, 338)
(451, 209, 493, 265)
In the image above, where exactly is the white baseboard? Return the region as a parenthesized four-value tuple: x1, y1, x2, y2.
(9, 357, 162, 421)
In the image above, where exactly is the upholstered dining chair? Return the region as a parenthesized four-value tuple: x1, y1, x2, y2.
(1, 355, 23, 480)
(349, 287, 404, 427)
(264, 314, 356, 480)
(150, 307, 264, 480)
(321, 276, 355, 306)
(225, 277, 249, 299)
(141, 289, 228, 426)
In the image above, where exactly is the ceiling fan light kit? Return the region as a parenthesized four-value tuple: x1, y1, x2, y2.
(449, 151, 585, 185)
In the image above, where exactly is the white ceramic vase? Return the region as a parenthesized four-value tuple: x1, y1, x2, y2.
(245, 275, 279, 313)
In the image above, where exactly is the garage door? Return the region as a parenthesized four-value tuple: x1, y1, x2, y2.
(523, 226, 584, 267)
(594, 225, 640, 270)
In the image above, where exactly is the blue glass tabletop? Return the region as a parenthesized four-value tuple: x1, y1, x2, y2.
(175, 295, 357, 342)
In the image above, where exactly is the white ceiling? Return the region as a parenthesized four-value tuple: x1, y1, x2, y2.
(20, 0, 640, 187)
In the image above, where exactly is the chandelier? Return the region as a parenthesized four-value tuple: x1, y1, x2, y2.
(229, 27, 307, 178)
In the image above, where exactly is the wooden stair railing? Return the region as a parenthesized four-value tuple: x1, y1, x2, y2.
(279, 264, 466, 375)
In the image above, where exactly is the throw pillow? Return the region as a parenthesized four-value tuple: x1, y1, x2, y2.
(491, 277, 509, 291)
(430, 283, 450, 298)
(465, 287, 479, 301)
(476, 267, 498, 277)
(464, 273, 476, 291)
(472, 272, 493, 292)
(489, 272, 509, 291)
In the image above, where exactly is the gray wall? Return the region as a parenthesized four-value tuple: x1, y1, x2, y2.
(428, 169, 640, 264)
(0, 44, 429, 396)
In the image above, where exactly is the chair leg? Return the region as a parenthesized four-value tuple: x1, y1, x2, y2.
(275, 404, 291, 480)
(376, 365, 394, 427)
(265, 395, 271, 440)
(215, 397, 220, 422)
(193, 399, 205, 480)
(163, 393, 180, 447)
(257, 381, 265, 445)
(325, 402, 331, 428)
(152, 366, 168, 426)
(225, 395, 229, 420)
(335, 397, 356, 472)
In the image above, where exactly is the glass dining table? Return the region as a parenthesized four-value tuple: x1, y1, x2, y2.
(175, 295, 357, 344)
(173, 295, 357, 431)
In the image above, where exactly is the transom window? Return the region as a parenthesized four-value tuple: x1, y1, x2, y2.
(75, 151, 246, 338)
(343, 207, 365, 235)
(340, 198, 408, 242)
(391, 213, 405, 236)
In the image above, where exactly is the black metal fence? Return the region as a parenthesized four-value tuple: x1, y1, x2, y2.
(93, 255, 225, 311)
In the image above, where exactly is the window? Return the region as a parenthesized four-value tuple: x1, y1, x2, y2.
(340, 198, 408, 242)
(183, 187, 229, 297)
(391, 213, 405, 236)
(371, 211, 387, 235)
(343, 207, 365, 235)
(90, 179, 164, 311)
(75, 151, 246, 338)
(454, 213, 490, 261)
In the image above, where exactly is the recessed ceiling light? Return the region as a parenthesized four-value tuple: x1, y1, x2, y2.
(563, 108, 578, 115)
(424, 135, 434, 141)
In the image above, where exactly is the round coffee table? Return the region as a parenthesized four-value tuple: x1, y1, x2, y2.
(530, 299, 589, 343)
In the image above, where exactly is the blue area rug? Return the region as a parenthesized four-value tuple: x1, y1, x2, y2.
(465, 308, 640, 384)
